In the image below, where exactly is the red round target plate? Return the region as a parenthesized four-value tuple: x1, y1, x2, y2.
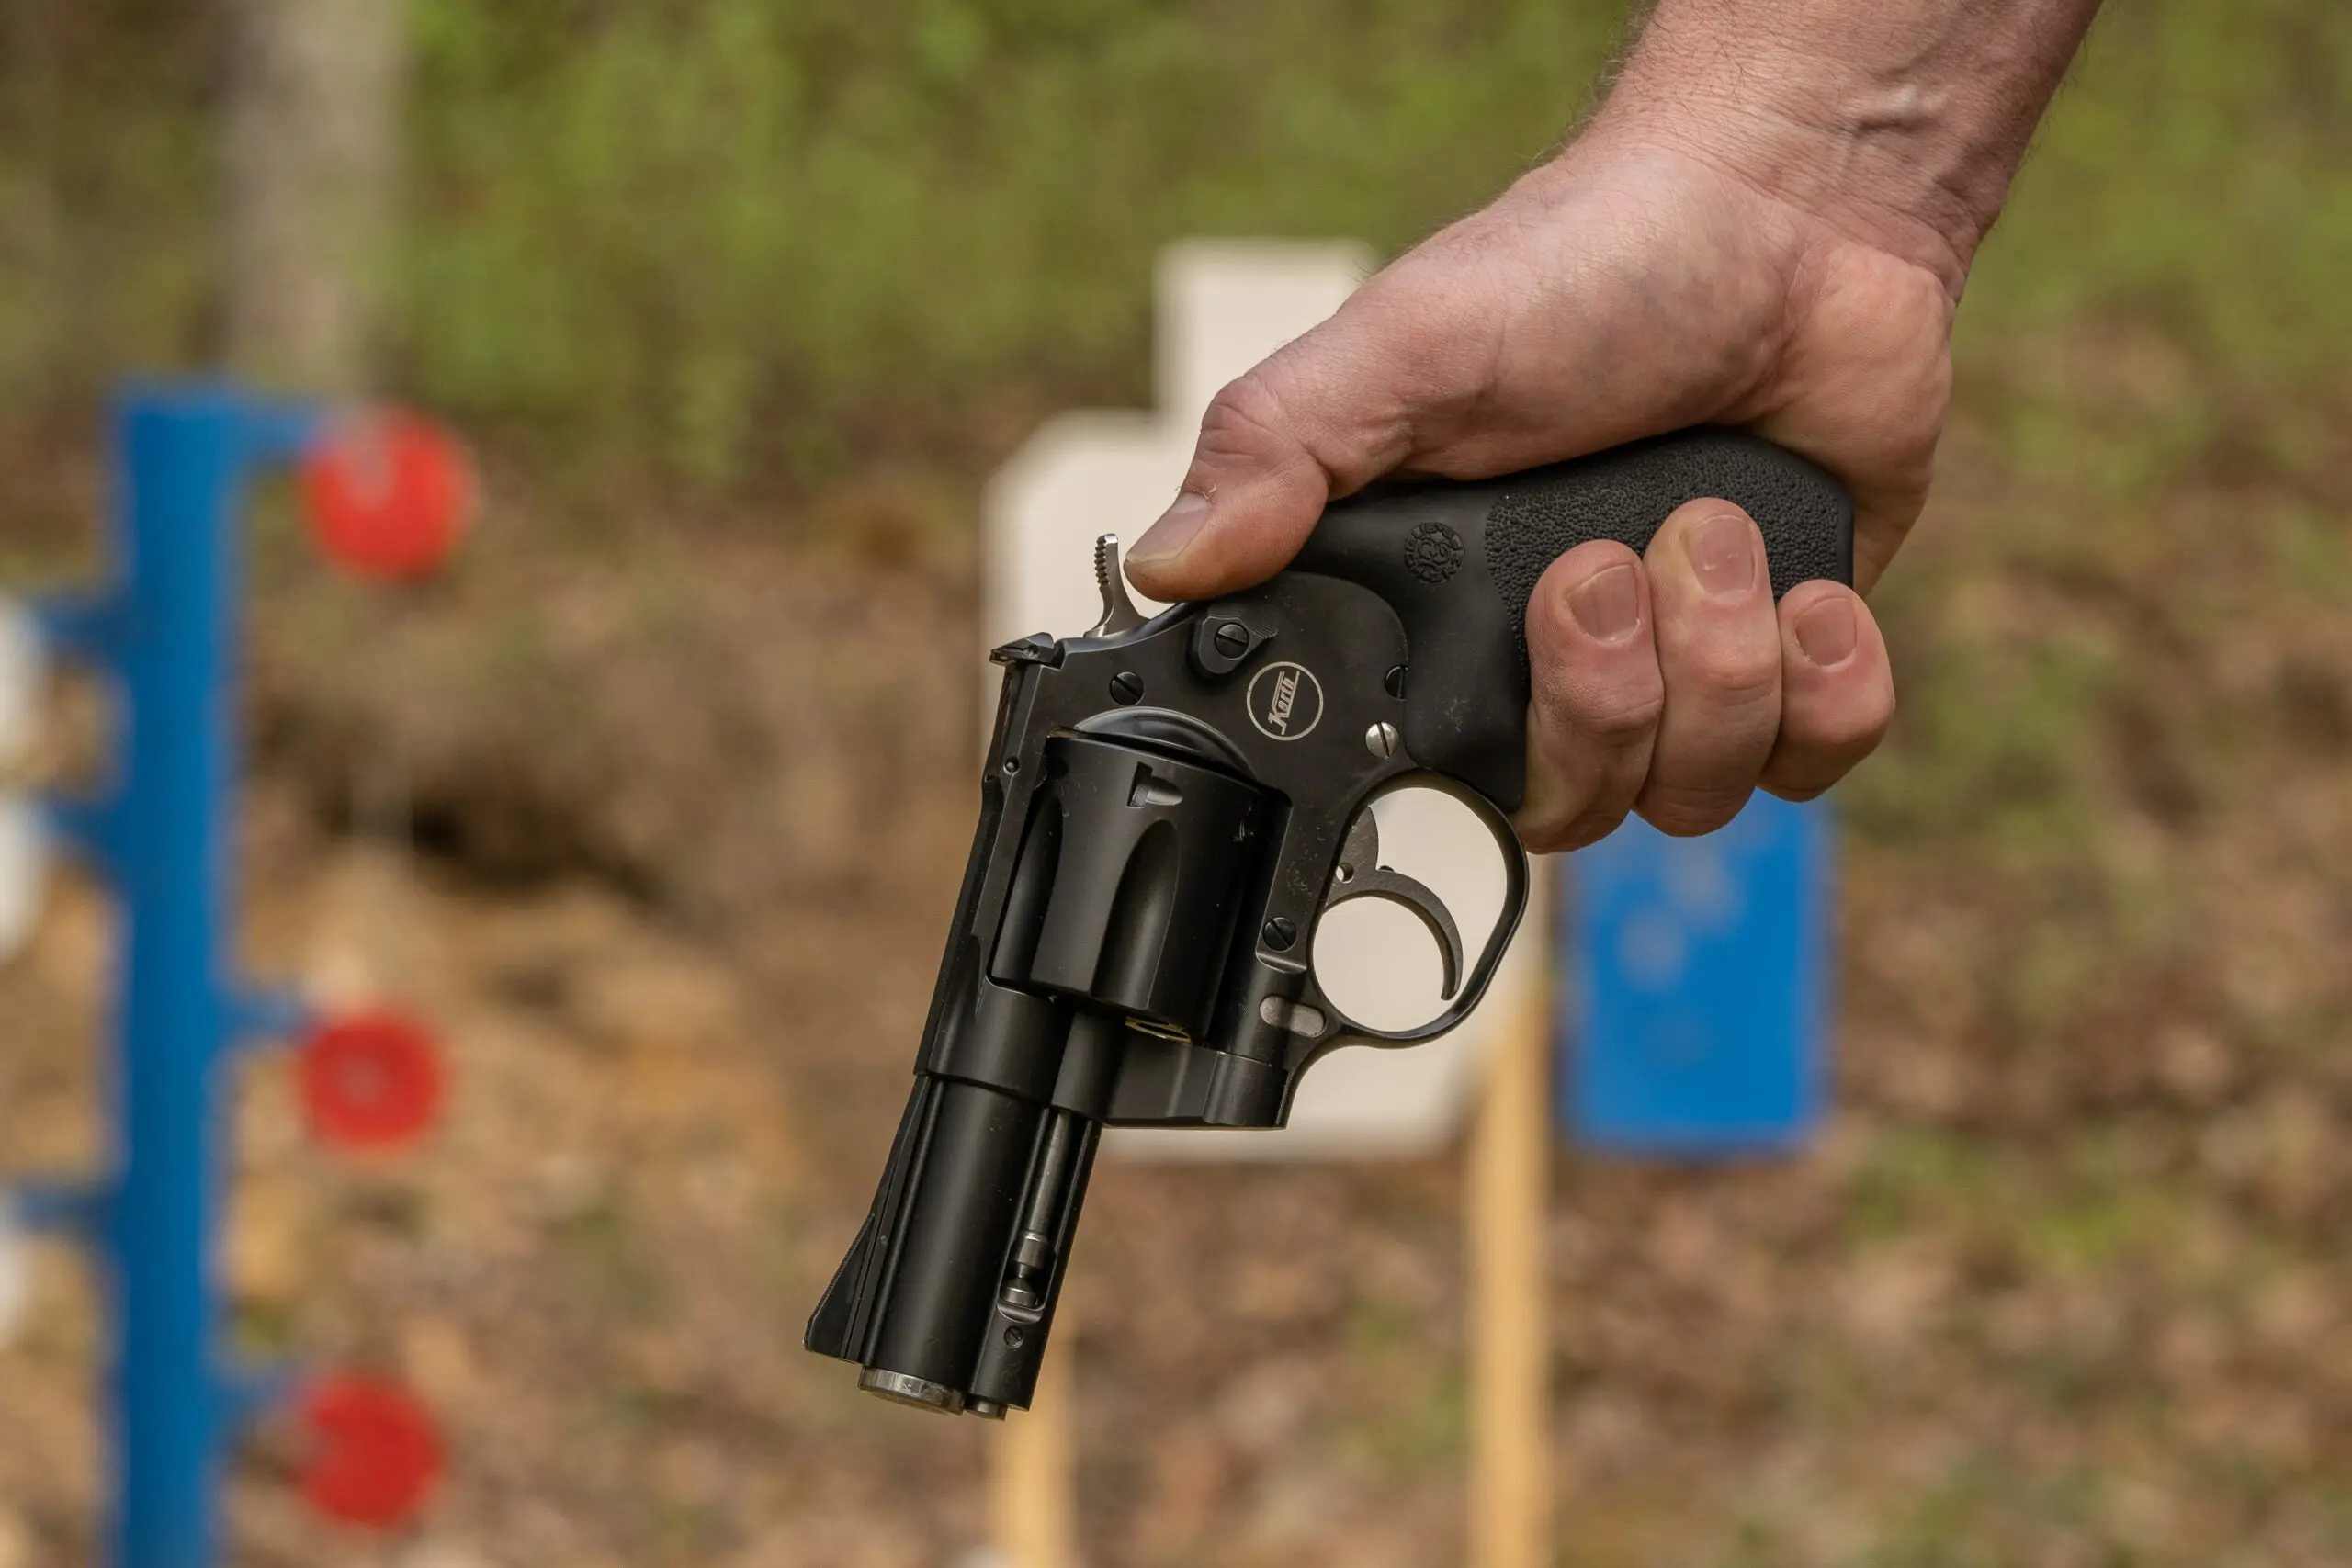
(296, 1375, 443, 1529)
(297, 1010, 446, 1152)
(300, 409, 475, 581)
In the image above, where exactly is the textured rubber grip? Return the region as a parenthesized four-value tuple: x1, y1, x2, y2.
(1483, 428, 1853, 647)
(1288, 426, 1853, 811)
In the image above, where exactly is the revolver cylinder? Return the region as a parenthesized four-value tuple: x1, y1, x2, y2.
(992, 734, 1271, 1038)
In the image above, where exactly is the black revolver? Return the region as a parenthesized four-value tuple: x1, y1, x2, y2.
(807, 428, 1852, 1417)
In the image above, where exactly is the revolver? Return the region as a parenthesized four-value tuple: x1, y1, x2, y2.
(807, 428, 1852, 1417)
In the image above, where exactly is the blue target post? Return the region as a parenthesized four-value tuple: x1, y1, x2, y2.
(1560, 794, 1835, 1156)
(39, 385, 319, 1568)
(13, 382, 453, 1567)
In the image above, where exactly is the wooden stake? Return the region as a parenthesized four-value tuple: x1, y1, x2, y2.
(992, 1310, 1079, 1568)
(1468, 959, 1553, 1568)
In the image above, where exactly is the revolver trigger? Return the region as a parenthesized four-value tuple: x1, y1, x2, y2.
(1324, 809, 1467, 1000)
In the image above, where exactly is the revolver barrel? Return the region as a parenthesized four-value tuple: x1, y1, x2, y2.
(808, 730, 1274, 1416)
(853, 1076, 1099, 1417)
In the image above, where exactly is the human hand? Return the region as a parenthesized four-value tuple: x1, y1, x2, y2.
(1122, 130, 1947, 849)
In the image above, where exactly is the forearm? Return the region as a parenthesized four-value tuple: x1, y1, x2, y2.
(1596, 0, 2105, 289)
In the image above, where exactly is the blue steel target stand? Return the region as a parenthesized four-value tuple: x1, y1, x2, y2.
(15, 384, 328, 1568)
(1561, 793, 1835, 1156)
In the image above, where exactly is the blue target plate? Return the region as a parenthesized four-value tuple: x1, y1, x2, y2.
(1560, 794, 1833, 1156)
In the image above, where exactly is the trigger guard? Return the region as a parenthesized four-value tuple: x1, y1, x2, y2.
(1326, 874, 1464, 999)
(1300, 776, 1531, 1049)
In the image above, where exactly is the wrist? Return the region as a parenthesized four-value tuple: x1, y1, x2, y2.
(1589, 0, 2101, 293)
(1588, 86, 1984, 295)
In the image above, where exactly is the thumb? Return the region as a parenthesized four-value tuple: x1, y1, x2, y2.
(1123, 306, 1424, 603)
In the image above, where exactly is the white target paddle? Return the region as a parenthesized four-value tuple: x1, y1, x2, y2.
(0, 600, 42, 774)
(0, 794, 47, 966)
(0, 1201, 28, 1348)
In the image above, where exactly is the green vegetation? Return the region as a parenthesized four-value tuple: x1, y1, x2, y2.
(2, 2, 2343, 500)
(1966, 0, 2352, 421)
(397, 0, 1632, 491)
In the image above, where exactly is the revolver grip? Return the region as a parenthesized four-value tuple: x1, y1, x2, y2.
(1290, 428, 1854, 811)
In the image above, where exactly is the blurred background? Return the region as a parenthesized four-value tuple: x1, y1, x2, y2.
(0, 1, 2349, 1564)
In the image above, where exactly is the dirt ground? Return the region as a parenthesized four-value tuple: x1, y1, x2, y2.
(3, 403, 2352, 1566)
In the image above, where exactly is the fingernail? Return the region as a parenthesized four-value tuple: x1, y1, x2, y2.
(1567, 563, 1641, 644)
(1794, 596, 1858, 666)
(1129, 492, 1212, 565)
(1685, 512, 1758, 596)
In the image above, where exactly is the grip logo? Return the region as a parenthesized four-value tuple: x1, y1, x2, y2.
(1405, 519, 1464, 584)
(1247, 660, 1324, 741)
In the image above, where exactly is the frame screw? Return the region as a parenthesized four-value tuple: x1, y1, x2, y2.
(1108, 671, 1145, 705)
(1261, 916, 1298, 951)
(1364, 721, 1401, 760)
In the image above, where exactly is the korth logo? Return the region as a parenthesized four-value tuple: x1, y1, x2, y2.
(1405, 519, 1464, 584)
(1246, 660, 1324, 741)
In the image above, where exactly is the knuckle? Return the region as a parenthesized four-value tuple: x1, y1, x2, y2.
(1792, 684, 1897, 756)
(1808, 706, 1892, 756)
(1519, 796, 1634, 855)
(1516, 818, 1573, 854)
(1577, 688, 1665, 745)
(1531, 643, 1664, 750)
(1536, 671, 1661, 747)
(1637, 783, 1751, 839)
(1194, 370, 1298, 466)
(1555, 802, 1635, 852)
(1682, 639, 1781, 706)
